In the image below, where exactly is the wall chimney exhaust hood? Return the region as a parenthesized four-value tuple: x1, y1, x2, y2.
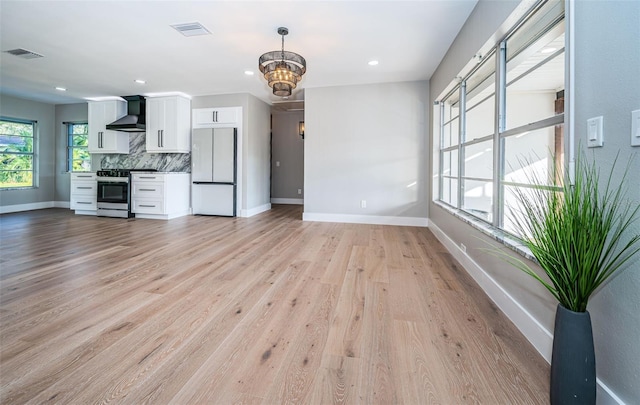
(106, 95, 146, 132)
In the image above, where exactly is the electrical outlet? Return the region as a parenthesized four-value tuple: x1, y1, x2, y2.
(460, 243, 467, 253)
(360, 200, 367, 208)
(276, 161, 280, 167)
(297, 189, 302, 195)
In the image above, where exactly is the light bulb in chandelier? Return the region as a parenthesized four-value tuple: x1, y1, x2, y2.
(258, 27, 306, 97)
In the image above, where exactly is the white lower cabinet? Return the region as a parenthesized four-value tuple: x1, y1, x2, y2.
(131, 173, 190, 219)
(70, 172, 97, 214)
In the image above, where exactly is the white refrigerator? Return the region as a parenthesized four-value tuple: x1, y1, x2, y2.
(192, 127, 237, 216)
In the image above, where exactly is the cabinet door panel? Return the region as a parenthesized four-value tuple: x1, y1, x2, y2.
(193, 107, 238, 127)
(87, 102, 104, 153)
(146, 98, 163, 150)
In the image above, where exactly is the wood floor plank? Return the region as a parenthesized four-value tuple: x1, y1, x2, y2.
(0, 206, 549, 404)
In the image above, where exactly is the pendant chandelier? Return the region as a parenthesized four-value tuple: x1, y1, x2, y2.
(259, 27, 306, 97)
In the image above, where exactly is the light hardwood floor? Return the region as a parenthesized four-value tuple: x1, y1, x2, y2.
(0, 205, 549, 404)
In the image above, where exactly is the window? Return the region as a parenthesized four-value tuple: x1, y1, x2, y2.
(67, 122, 90, 171)
(0, 118, 36, 189)
(436, 0, 566, 235)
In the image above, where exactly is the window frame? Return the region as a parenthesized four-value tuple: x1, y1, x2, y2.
(66, 122, 90, 172)
(0, 117, 37, 190)
(435, 0, 568, 235)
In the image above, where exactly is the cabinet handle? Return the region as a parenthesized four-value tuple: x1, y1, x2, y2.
(77, 175, 93, 178)
(77, 202, 92, 205)
(139, 204, 156, 208)
(161, 129, 164, 147)
(77, 186, 93, 189)
(139, 188, 156, 191)
(98, 132, 102, 148)
(138, 176, 157, 179)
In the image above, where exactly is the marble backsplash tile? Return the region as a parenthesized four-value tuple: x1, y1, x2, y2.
(100, 132, 191, 172)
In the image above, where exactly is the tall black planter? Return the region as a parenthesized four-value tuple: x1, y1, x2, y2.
(550, 304, 596, 405)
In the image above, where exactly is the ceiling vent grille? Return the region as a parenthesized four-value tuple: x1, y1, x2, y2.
(4, 48, 44, 59)
(170, 22, 211, 37)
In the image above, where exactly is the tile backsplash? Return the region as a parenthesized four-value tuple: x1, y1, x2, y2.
(100, 132, 190, 172)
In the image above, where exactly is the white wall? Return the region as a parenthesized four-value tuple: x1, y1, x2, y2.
(304, 81, 429, 225)
(574, 1, 640, 402)
(429, 0, 640, 403)
(0, 94, 56, 209)
(271, 111, 304, 201)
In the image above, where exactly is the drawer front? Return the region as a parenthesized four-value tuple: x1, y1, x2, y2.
(132, 199, 164, 214)
(132, 173, 165, 183)
(71, 173, 96, 181)
(70, 197, 97, 210)
(71, 182, 97, 195)
(132, 182, 164, 199)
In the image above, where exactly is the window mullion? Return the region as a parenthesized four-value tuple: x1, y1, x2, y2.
(493, 41, 506, 227)
(457, 82, 466, 209)
(439, 102, 445, 202)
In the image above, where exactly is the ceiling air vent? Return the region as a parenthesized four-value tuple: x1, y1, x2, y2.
(170, 22, 211, 37)
(4, 48, 44, 59)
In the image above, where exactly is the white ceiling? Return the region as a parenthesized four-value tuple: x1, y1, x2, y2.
(0, 0, 478, 105)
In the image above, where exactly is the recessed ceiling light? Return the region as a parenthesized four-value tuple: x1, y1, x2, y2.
(134, 79, 146, 84)
(55, 87, 66, 91)
(368, 60, 379, 66)
(541, 47, 557, 54)
(244, 70, 254, 76)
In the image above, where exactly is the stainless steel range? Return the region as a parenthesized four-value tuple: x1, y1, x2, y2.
(96, 169, 132, 218)
(96, 169, 157, 218)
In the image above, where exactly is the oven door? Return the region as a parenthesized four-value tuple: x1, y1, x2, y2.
(97, 180, 128, 204)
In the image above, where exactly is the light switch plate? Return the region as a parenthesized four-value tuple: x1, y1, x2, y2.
(587, 116, 604, 148)
(632, 110, 640, 147)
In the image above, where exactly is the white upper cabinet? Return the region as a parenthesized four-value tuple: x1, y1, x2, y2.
(88, 100, 129, 154)
(193, 107, 239, 128)
(146, 95, 191, 153)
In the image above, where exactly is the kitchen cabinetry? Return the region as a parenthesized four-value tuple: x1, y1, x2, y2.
(193, 107, 239, 128)
(88, 100, 129, 154)
(131, 173, 190, 219)
(146, 96, 191, 153)
(70, 172, 97, 215)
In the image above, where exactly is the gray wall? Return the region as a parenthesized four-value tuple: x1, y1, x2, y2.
(574, 1, 640, 402)
(54, 103, 88, 202)
(304, 81, 429, 218)
(0, 94, 56, 207)
(271, 111, 304, 200)
(246, 94, 271, 210)
(429, 0, 640, 402)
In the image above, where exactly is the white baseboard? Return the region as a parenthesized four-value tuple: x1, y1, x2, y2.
(271, 198, 304, 205)
(303, 212, 428, 227)
(55, 201, 70, 209)
(241, 203, 271, 218)
(428, 221, 623, 405)
(1, 201, 56, 214)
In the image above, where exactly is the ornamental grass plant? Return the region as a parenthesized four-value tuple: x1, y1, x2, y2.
(496, 153, 640, 312)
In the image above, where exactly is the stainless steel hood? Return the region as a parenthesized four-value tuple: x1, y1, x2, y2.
(106, 95, 146, 132)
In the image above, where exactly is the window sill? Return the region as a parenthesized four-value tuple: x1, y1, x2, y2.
(432, 200, 536, 262)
